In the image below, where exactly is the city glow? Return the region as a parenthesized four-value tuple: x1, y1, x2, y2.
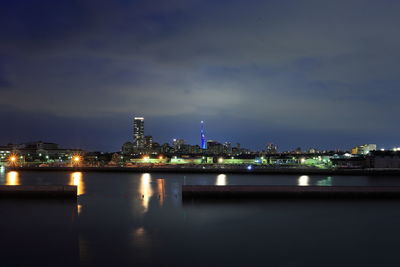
(143, 156, 150, 162)
(298, 175, 310, 186)
(216, 174, 227, 186)
(73, 156, 81, 162)
(69, 172, 85, 196)
(218, 157, 224, 164)
(247, 165, 252, 170)
(6, 171, 20, 186)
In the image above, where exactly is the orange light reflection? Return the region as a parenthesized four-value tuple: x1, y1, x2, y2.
(6, 171, 20, 185)
(69, 172, 85, 196)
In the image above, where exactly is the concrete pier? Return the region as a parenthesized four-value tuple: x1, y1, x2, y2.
(182, 185, 400, 199)
(0, 185, 77, 198)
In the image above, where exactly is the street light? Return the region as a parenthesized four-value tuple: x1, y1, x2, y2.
(7, 154, 18, 168)
(71, 155, 82, 167)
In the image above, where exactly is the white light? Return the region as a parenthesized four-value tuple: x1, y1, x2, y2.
(216, 174, 227, 186)
(298, 175, 310, 186)
(247, 165, 252, 170)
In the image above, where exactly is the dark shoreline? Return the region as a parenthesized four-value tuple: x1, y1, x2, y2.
(7, 166, 400, 176)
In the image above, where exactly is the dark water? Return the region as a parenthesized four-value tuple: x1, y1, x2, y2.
(1, 169, 400, 267)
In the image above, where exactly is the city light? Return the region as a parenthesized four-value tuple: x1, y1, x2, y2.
(247, 165, 252, 170)
(7, 154, 18, 167)
(218, 157, 224, 164)
(71, 155, 82, 167)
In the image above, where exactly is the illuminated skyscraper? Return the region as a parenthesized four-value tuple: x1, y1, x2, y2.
(133, 117, 145, 148)
(200, 121, 206, 149)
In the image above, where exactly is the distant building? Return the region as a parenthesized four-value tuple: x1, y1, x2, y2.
(133, 117, 145, 148)
(307, 148, 318, 154)
(266, 143, 277, 154)
(121, 142, 134, 155)
(207, 140, 224, 155)
(144, 136, 153, 149)
(351, 144, 376, 155)
(1, 141, 83, 163)
(223, 142, 232, 154)
(172, 139, 185, 151)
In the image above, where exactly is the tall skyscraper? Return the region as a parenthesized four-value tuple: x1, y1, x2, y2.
(200, 121, 206, 149)
(133, 117, 145, 148)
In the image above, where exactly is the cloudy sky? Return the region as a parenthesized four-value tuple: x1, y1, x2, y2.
(0, 0, 399, 151)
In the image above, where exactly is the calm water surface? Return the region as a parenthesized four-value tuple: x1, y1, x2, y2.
(1, 170, 400, 267)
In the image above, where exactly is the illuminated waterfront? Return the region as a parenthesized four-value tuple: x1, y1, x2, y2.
(1, 171, 400, 267)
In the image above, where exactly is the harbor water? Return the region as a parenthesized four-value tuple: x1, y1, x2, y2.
(1, 170, 400, 267)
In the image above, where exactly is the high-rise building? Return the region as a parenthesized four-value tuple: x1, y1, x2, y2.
(200, 121, 206, 149)
(144, 136, 153, 149)
(133, 117, 145, 148)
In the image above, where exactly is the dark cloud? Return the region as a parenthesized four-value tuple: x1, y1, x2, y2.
(1, 0, 400, 150)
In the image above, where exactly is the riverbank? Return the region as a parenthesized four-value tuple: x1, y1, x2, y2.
(7, 166, 400, 176)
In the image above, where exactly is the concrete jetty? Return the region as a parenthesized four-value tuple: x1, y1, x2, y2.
(0, 185, 77, 198)
(182, 185, 400, 199)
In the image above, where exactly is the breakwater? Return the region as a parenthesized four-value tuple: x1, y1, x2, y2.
(182, 185, 400, 199)
(8, 166, 400, 176)
(0, 185, 77, 198)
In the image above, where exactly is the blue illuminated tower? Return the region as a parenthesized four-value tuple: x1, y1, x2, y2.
(200, 121, 206, 149)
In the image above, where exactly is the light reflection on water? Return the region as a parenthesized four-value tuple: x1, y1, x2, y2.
(157, 178, 165, 205)
(69, 172, 85, 196)
(139, 173, 153, 213)
(298, 175, 310, 186)
(216, 174, 227, 186)
(3, 172, 400, 267)
(6, 171, 20, 185)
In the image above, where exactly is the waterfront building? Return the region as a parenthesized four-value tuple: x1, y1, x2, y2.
(370, 151, 400, 168)
(0, 141, 83, 164)
(121, 142, 134, 155)
(351, 144, 377, 155)
(0, 146, 11, 163)
(133, 117, 145, 148)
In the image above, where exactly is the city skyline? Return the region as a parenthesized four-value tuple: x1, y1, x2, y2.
(0, 114, 393, 152)
(1, 1, 399, 151)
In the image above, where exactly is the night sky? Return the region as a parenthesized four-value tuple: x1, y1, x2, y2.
(1, 0, 399, 152)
